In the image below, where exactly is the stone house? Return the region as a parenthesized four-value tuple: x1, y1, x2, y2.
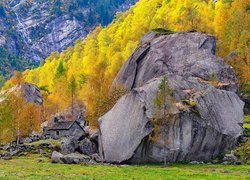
(43, 120, 84, 139)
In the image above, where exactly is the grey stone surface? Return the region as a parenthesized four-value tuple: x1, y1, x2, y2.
(99, 32, 244, 164)
(21, 137, 32, 144)
(113, 31, 238, 93)
(60, 137, 78, 155)
(24, 83, 43, 105)
(223, 151, 238, 164)
(60, 153, 91, 164)
(51, 151, 64, 164)
(79, 138, 98, 156)
(91, 153, 104, 162)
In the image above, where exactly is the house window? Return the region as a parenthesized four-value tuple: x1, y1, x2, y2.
(56, 131, 60, 136)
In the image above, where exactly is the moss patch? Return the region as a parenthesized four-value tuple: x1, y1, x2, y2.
(244, 115, 250, 129)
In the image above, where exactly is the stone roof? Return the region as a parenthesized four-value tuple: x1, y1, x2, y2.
(49, 121, 75, 130)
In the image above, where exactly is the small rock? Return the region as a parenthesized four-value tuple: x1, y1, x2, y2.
(3, 156, 12, 160)
(60, 153, 91, 164)
(223, 151, 238, 164)
(2, 144, 10, 151)
(10, 150, 19, 156)
(51, 151, 63, 164)
(21, 137, 32, 144)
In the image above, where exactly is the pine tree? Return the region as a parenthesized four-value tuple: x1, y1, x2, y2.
(153, 76, 173, 166)
(55, 61, 65, 78)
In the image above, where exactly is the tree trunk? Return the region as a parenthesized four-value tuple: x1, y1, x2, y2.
(17, 109, 20, 146)
(71, 90, 74, 117)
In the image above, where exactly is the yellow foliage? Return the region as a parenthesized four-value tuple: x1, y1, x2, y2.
(20, 0, 249, 126)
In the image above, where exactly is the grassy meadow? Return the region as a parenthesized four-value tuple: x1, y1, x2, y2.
(0, 155, 249, 180)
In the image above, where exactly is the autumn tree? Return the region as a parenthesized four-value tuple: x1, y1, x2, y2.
(0, 96, 14, 143)
(20, 102, 41, 135)
(0, 90, 42, 144)
(68, 75, 77, 117)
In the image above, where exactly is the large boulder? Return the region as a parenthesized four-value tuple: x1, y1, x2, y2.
(99, 32, 244, 164)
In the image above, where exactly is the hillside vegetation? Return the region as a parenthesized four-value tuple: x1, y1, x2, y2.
(1, 0, 249, 141)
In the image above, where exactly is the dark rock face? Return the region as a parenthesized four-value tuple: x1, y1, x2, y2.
(99, 32, 244, 164)
(79, 138, 98, 156)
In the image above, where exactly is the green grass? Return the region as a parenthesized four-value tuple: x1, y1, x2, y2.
(26, 138, 62, 148)
(0, 155, 249, 180)
(244, 115, 250, 129)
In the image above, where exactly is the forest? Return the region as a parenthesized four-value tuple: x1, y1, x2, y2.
(0, 0, 249, 143)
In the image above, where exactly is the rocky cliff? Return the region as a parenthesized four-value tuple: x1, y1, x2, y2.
(0, 0, 136, 76)
(98, 31, 244, 164)
(0, 82, 42, 105)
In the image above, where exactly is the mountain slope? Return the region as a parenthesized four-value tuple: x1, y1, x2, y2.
(0, 0, 137, 77)
(6, 0, 250, 126)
